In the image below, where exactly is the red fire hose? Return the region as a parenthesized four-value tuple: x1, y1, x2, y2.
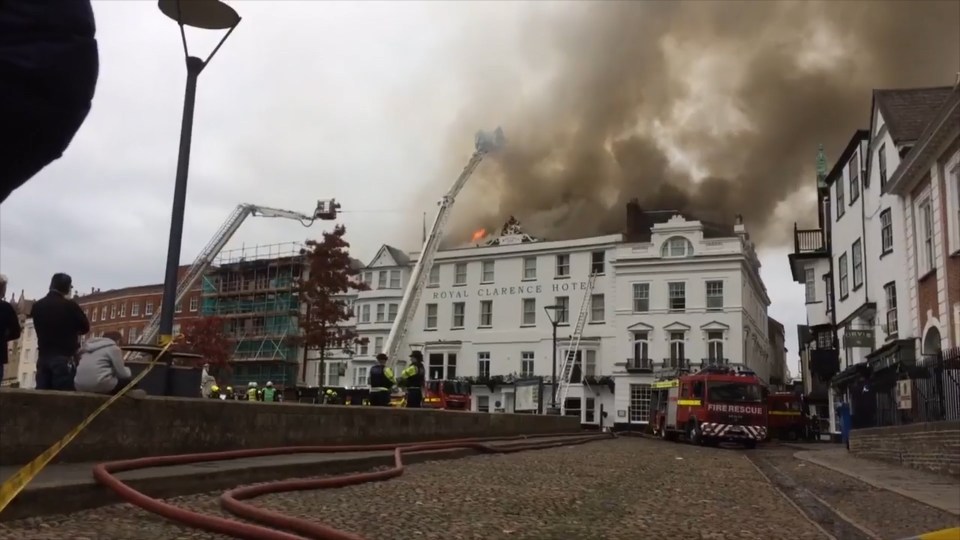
(92, 432, 612, 540)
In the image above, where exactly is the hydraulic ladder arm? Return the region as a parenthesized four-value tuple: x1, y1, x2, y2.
(555, 272, 598, 414)
(135, 200, 340, 346)
(383, 128, 505, 368)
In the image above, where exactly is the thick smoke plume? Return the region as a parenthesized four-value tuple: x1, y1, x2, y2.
(433, 0, 960, 247)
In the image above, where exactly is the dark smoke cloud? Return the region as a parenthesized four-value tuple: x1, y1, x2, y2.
(430, 0, 960, 247)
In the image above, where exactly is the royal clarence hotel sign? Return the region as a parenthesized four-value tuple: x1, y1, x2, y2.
(430, 281, 590, 300)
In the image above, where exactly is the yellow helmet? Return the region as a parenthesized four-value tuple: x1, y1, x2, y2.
(211, 385, 220, 392)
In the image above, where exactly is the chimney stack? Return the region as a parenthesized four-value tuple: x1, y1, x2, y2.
(625, 198, 651, 241)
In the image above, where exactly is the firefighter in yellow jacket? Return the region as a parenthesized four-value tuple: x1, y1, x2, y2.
(399, 350, 425, 408)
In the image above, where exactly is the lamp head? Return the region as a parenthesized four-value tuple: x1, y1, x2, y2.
(158, 0, 240, 30)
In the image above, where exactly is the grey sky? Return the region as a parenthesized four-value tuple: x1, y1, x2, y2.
(0, 1, 805, 375)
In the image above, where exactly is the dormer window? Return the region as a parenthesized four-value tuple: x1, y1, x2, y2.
(660, 236, 694, 258)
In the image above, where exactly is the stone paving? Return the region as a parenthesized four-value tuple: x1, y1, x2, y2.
(4, 438, 956, 540)
(0, 438, 828, 540)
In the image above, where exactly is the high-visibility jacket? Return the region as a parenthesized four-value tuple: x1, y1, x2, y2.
(262, 387, 277, 402)
(399, 363, 424, 388)
(369, 364, 396, 392)
(247, 387, 260, 401)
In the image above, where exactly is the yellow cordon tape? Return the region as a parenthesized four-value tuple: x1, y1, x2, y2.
(906, 527, 960, 540)
(0, 337, 180, 514)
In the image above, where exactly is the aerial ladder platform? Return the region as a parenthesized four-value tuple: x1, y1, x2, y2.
(133, 199, 341, 347)
(556, 272, 598, 415)
(382, 127, 505, 370)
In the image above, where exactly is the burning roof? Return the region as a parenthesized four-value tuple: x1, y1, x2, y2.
(468, 216, 540, 247)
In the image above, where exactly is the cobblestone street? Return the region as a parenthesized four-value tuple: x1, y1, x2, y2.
(1, 438, 955, 540)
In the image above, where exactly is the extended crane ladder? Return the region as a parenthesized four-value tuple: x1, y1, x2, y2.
(556, 272, 598, 414)
(134, 205, 253, 347)
(383, 128, 504, 368)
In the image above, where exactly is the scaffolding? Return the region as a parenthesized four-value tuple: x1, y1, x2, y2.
(202, 242, 305, 386)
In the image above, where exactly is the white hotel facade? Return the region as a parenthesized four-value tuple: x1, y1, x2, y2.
(312, 204, 775, 428)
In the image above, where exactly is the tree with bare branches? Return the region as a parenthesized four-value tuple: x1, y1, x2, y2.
(297, 224, 368, 385)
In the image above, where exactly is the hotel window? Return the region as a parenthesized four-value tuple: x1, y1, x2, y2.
(848, 153, 859, 203)
(425, 304, 438, 330)
(375, 336, 384, 352)
(477, 352, 491, 379)
(669, 332, 686, 363)
(918, 199, 934, 274)
(119, 303, 126, 318)
(481, 261, 495, 283)
(590, 251, 605, 275)
(446, 353, 458, 378)
(632, 283, 649, 312)
(707, 331, 724, 361)
(359, 339, 369, 356)
(353, 366, 369, 387)
(584, 349, 597, 378)
(361, 304, 371, 323)
(668, 282, 686, 311)
(629, 384, 652, 423)
(363, 271, 372, 284)
(388, 303, 398, 322)
(389, 270, 401, 289)
(804, 268, 816, 303)
(479, 300, 493, 327)
(880, 208, 893, 254)
(454, 263, 467, 286)
(428, 265, 440, 287)
(555, 254, 570, 278)
(452, 302, 465, 328)
(376, 303, 385, 323)
(884, 282, 898, 336)
(131, 302, 140, 317)
(852, 239, 863, 289)
(522, 257, 537, 280)
(521, 298, 536, 326)
(521, 352, 535, 377)
(705, 281, 723, 311)
(174, 302, 182, 314)
(428, 353, 445, 380)
(661, 236, 694, 258)
(554, 296, 569, 324)
(633, 332, 650, 362)
(110, 305, 116, 319)
(101, 306, 107, 320)
(838, 253, 849, 299)
(836, 178, 845, 219)
(378, 271, 387, 289)
(589, 294, 604, 323)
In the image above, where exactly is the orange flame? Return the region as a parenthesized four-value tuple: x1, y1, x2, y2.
(471, 228, 487, 242)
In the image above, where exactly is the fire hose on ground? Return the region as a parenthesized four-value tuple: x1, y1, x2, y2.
(92, 432, 613, 540)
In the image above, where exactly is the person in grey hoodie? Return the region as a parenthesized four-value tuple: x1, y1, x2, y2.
(74, 331, 143, 396)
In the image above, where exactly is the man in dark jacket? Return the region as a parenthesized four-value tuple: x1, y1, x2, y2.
(0, 274, 22, 384)
(0, 0, 99, 204)
(31, 273, 89, 390)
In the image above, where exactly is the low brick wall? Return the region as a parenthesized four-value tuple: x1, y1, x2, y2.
(0, 389, 580, 466)
(849, 420, 960, 477)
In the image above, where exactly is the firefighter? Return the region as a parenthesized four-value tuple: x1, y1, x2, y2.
(399, 351, 425, 408)
(262, 381, 278, 402)
(369, 353, 397, 406)
(246, 381, 260, 401)
(208, 384, 221, 399)
(225, 385, 236, 400)
(324, 388, 340, 404)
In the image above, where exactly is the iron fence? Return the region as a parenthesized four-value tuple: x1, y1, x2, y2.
(869, 347, 960, 428)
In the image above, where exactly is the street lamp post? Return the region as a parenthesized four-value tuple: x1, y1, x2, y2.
(156, 0, 240, 395)
(544, 304, 560, 413)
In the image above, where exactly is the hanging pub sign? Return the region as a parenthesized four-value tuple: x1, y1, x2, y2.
(843, 329, 875, 349)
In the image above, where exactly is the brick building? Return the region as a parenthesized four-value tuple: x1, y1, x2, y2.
(75, 265, 202, 344)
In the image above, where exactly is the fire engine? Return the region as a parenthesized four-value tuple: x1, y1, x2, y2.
(650, 364, 768, 448)
(766, 392, 806, 441)
(423, 380, 472, 411)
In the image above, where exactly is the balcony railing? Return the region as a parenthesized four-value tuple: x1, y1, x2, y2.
(793, 224, 827, 254)
(662, 358, 691, 370)
(702, 357, 729, 367)
(626, 358, 654, 372)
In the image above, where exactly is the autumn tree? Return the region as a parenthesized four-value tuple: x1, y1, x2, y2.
(178, 316, 234, 380)
(297, 224, 369, 385)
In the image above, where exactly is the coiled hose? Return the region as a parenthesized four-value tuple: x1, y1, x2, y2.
(93, 432, 612, 540)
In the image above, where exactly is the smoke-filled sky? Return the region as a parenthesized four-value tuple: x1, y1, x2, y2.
(429, 0, 960, 246)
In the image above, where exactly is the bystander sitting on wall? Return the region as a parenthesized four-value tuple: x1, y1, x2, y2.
(74, 331, 145, 397)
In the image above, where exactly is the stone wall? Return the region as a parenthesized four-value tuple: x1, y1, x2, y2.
(849, 420, 960, 477)
(0, 389, 580, 466)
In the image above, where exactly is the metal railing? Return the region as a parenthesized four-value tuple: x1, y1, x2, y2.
(626, 358, 653, 371)
(862, 347, 960, 428)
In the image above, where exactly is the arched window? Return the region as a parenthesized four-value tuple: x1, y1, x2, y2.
(923, 326, 942, 356)
(661, 236, 694, 258)
(706, 331, 724, 363)
(632, 331, 650, 366)
(669, 331, 686, 365)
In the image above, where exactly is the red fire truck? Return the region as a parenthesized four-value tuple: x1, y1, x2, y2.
(423, 380, 472, 411)
(650, 364, 768, 448)
(766, 392, 806, 441)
